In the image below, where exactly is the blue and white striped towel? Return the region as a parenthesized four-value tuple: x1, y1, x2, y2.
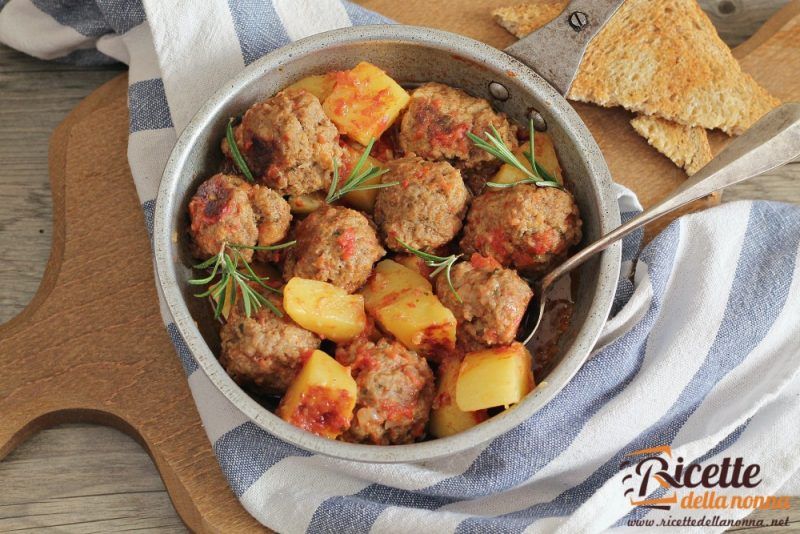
(2, 1, 799, 532)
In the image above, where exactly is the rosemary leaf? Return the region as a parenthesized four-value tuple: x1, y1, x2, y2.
(326, 138, 397, 204)
(229, 240, 297, 251)
(188, 242, 283, 318)
(396, 238, 463, 303)
(226, 118, 255, 182)
(469, 117, 564, 191)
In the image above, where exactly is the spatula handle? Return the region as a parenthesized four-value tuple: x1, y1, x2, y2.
(504, 0, 624, 95)
(541, 103, 800, 290)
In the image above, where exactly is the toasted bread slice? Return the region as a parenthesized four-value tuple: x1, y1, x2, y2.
(492, 1, 567, 37)
(494, 0, 780, 135)
(630, 115, 712, 175)
(494, 0, 714, 174)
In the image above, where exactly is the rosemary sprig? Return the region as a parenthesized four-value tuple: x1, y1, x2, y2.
(229, 240, 297, 251)
(226, 118, 255, 182)
(189, 241, 295, 319)
(326, 138, 396, 204)
(467, 118, 562, 190)
(397, 238, 463, 303)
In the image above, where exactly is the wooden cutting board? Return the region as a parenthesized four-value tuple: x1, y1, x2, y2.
(1, 3, 798, 532)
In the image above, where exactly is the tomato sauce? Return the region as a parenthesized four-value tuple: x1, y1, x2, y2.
(336, 227, 357, 260)
(288, 385, 353, 438)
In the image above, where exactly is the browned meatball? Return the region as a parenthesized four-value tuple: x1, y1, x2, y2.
(336, 337, 434, 445)
(225, 89, 342, 196)
(373, 156, 470, 251)
(188, 174, 258, 261)
(283, 205, 385, 293)
(220, 293, 321, 395)
(460, 185, 582, 273)
(399, 83, 517, 193)
(249, 185, 292, 262)
(436, 254, 533, 351)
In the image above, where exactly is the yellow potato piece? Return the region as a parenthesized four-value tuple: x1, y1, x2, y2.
(277, 350, 357, 439)
(285, 73, 337, 102)
(455, 343, 535, 411)
(490, 132, 564, 186)
(393, 254, 432, 278)
(430, 358, 488, 438)
(362, 259, 432, 312)
(209, 262, 282, 320)
(284, 277, 366, 343)
(209, 277, 235, 320)
(287, 192, 325, 216)
(375, 289, 456, 354)
(361, 259, 455, 354)
(323, 61, 410, 146)
(339, 142, 385, 212)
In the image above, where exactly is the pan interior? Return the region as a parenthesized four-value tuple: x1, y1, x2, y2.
(156, 27, 620, 463)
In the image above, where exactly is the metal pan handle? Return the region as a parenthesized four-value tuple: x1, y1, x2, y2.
(504, 0, 624, 96)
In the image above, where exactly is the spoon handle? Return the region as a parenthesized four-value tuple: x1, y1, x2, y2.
(542, 102, 800, 289)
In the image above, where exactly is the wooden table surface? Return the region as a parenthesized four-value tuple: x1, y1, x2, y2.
(1, 1, 799, 532)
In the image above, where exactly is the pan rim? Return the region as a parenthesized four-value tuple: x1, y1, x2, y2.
(154, 24, 622, 464)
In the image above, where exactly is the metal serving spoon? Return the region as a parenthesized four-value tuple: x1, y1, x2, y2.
(518, 102, 800, 346)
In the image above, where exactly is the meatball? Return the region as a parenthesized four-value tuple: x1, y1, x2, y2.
(188, 174, 258, 261)
(399, 83, 517, 193)
(436, 254, 533, 351)
(220, 292, 321, 395)
(283, 205, 385, 293)
(336, 337, 434, 445)
(249, 185, 292, 262)
(373, 157, 470, 251)
(460, 185, 582, 273)
(226, 89, 342, 196)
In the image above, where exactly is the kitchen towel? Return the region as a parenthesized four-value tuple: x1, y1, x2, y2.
(2, 1, 799, 532)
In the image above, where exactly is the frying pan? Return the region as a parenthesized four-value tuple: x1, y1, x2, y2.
(154, 0, 624, 462)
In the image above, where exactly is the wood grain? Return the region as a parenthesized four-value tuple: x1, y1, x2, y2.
(0, 75, 262, 533)
(0, 2, 798, 532)
(0, 46, 123, 324)
(698, 0, 792, 46)
(0, 424, 185, 533)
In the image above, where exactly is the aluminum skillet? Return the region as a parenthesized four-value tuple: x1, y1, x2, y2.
(154, 1, 624, 463)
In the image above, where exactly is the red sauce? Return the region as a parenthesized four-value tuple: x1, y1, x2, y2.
(433, 391, 451, 410)
(371, 134, 396, 161)
(337, 227, 357, 260)
(288, 385, 353, 438)
(299, 349, 315, 366)
(379, 400, 415, 423)
(527, 228, 559, 255)
(469, 253, 501, 270)
(474, 228, 511, 264)
(430, 122, 469, 149)
(419, 324, 455, 360)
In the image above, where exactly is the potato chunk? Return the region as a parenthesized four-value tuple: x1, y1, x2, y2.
(277, 350, 357, 439)
(361, 260, 455, 355)
(362, 259, 431, 311)
(394, 254, 433, 278)
(339, 142, 385, 212)
(287, 192, 325, 216)
(430, 357, 488, 438)
(375, 290, 456, 354)
(455, 343, 534, 411)
(209, 277, 235, 320)
(323, 62, 410, 146)
(490, 132, 564, 186)
(286, 73, 337, 102)
(284, 277, 366, 342)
